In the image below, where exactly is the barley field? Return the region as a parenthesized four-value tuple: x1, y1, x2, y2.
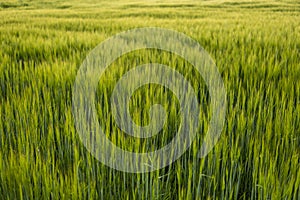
(0, 0, 299, 199)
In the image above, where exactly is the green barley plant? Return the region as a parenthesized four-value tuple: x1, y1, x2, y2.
(0, 0, 299, 199)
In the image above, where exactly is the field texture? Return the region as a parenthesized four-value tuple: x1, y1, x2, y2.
(0, 0, 300, 199)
